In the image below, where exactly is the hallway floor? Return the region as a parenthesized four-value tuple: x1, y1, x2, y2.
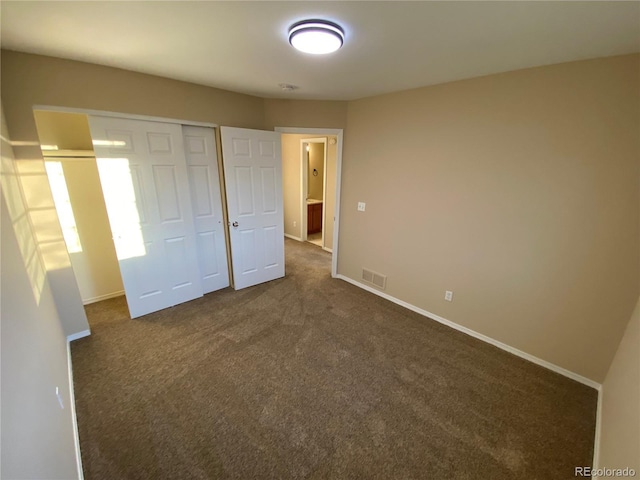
(307, 232, 322, 247)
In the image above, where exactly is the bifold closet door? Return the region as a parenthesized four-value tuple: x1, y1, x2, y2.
(220, 127, 284, 290)
(182, 125, 230, 293)
(88, 115, 203, 318)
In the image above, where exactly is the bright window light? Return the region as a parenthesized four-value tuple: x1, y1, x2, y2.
(96, 158, 146, 260)
(92, 139, 127, 147)
(44, 161, 83, 253)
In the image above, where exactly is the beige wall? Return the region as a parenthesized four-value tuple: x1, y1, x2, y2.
(61, 159, 124, 302)
(339, 54, 640, 382)
(308, 143, 325, 201)
(264, 99, 347, 130)
(1, 50, 265, 145)
(282, 134, 304, 239)
(1, 105, 80, 479)
(282, 134, 338, 250)
(598, 296, 639, 473)
(324, 138, 337, 251)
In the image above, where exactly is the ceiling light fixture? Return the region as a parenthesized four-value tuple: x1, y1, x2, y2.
(288, 20, 344, 55)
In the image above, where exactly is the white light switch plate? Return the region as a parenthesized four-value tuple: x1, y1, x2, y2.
(357, 202, 366, 212)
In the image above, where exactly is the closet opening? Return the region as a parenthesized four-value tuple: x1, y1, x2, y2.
(33, 109, 231, 319)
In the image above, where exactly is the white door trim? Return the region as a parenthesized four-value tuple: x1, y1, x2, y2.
(275, 127, 343, 279)
(33, 104, 218, 129)
(300, 137, 327, 245)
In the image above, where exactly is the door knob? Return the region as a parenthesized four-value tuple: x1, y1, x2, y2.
(232, 221, 239, 227)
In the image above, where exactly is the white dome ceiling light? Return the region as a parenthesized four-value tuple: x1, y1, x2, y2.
(288, 20, 344, 55)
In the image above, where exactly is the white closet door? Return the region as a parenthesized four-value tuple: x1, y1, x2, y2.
(182, 125, 229, 294)
(220, 127, 284, 290)
(88, 116, 203, 318)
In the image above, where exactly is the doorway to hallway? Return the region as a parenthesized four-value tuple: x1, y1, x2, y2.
(277, 127, 343, 278)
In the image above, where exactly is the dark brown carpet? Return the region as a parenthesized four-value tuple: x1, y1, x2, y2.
(72, 239, 597, 480)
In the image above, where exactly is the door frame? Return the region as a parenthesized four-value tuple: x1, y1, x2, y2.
(300, 137, 327, 245)
(275, 127, 343, 279)
(33, 104, 219, 129)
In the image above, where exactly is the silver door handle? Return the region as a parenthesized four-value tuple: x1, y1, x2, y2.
(232, 221, 239, 227)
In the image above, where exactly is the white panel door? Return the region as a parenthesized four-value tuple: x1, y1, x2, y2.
(220, 127, 284, 290)
(88, 116, 203, 318)
(182, 125, 229, 294)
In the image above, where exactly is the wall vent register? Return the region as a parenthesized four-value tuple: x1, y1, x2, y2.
(362, 268, 387, 290)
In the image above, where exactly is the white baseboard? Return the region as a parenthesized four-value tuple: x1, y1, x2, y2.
(82, 291, 124, 305)
(322, 246, 333, 253)
(593, 386, 603, 472)
(335, 274, 601, 390)
(67, 329, 91, 342)
(66, 342, 84, 480)
(284, 233, 302, 242)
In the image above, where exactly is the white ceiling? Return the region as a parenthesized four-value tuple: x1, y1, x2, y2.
(2, 1, 639, 101)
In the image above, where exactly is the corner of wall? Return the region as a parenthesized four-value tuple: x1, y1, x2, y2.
(595, 296, 640, 474)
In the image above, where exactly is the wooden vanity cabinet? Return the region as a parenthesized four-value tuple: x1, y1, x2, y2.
(307, 203, 323, 235)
